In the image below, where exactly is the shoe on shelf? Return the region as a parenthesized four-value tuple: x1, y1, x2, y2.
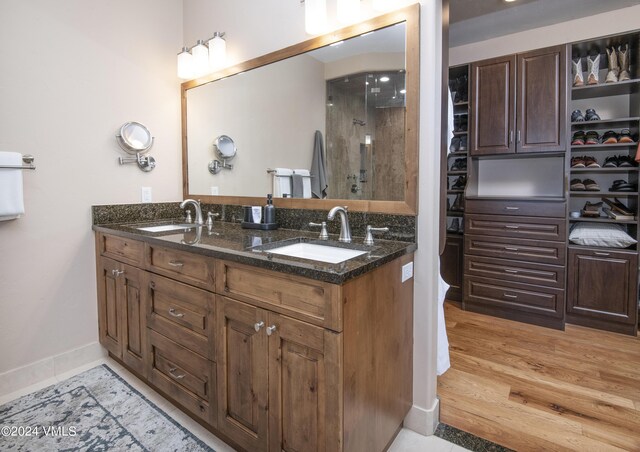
(459, 135, 468, 151)
(449, 136, 461, 152)
(451, 175, 467, 190)
(571, 156, 586, 168)
(570, 178, 586, 191)
(605, 47, 619, 83)
(447, 218, 460, 233)
(585, 130, 600, 145)
(584, 156, 600, 168)
(603, 155, 620, 167)
(602, 130, 618, 144)
(585, 108, 601, 121)
(583, 178, 601, 191)
(582, 201, 602, 217)
(571, 109, 585, 122)
(459, 218, 464, 233)
(571, 131, 586, 145)
(450, 158, 467, 171)
(451, 194, 464, 212)
(618, 129, 634, 143)
(618, 44, 630, 82)
(617, 155, 637, 167)
(572, 58, 584, 87)
(610, 180, 637, 192)
(587, 53, 600, 85)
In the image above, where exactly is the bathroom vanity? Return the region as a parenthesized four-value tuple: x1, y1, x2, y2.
(93, 220, 415, 452)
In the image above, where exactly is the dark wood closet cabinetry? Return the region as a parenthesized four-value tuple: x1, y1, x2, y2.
(469, 45, 566, 156)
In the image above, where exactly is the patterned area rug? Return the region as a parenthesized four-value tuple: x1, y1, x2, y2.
(0, 364, 214, 451)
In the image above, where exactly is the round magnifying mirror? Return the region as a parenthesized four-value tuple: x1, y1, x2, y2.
(213, 135, 237, 160)
(116, 122, 154, 155)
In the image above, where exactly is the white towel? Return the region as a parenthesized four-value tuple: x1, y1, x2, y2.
(0, 152, 25, 221)
(293, 169, 312, 199)
(437, 260, 451, 376)
(272, 168, 292, 198)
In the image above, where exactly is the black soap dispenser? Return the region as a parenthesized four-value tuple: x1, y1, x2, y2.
(264, 194, 276, 225)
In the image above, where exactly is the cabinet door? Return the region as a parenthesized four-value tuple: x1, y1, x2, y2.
(120, 264, 147, 377)
(96, 257, 122, 358)
(470, 55, 516, 156)
(567, 248, 638, 334)
(441, 235, 463, 301)
(516, 45, 566, 153)
(267, 313, 341, 452)
(216, 296, 269, 452)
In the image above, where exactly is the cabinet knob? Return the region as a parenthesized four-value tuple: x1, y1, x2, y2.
(266, 325, 277, 336)
(168, 367, 185, 379)
(254, 321, 265, 332)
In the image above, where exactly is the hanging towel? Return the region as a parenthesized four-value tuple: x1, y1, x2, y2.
(447, 88, 454, 155)
(0, 152, 25, 221)
(310, 130, 328, 199)
(272, 168, 292, 198)
(437, 259, 451, 376)
(293, 169, 312, 198)
(291, 174, 304, 198)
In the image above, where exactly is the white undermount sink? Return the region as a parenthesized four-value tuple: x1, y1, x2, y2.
(266, 242, 367, 264)
(136, 224, 196, 233)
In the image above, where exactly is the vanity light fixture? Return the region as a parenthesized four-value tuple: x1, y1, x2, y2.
(191, 40, 209, 77)
(177, 32, 228, 80)
(337, 0, 360, 25)
(207, 32, 226, 70)
(177, 47, 194, 80)
(304, 0, 327, 35)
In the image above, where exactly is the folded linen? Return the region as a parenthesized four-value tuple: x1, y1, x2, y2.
(293, 169, 312, 199)
(272, 167, 292, 198)
(0, 152, 25, 221)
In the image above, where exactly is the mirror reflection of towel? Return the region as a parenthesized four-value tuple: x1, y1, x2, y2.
(292, 173, 304, 198)
(310, 130, 328, 199)
(272, 168, 292, 198)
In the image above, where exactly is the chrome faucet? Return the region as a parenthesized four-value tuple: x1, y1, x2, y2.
(180, 199, 203, 225)
(327, 206, 352, 243)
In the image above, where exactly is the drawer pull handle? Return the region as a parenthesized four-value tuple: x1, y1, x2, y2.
(505, 207, 519, 211)
(503, 293, 518, 299)
(168, 367, 185, 379)
(594, 252, 610, 257)
(111, 269, 125, 277)
(505, 225, 520, 229)
(504, 269, 519, 274)
(168, 308, 184, 318)
(168, 260, 184, 268)
(504, 247, 519, 252)
(254, 321, 265, 332)
(266, 325, 277, 336)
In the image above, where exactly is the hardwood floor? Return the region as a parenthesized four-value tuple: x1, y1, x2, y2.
(438, 303, 640, 452)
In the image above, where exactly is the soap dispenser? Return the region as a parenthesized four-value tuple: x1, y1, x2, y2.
(264, 194, 276, 224)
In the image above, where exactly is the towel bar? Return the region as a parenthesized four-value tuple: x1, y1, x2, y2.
(266, 169, 313, 178)
(0, 155, 36, 170)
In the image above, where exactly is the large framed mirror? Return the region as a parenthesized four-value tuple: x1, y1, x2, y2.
(182, 4, 419, 214)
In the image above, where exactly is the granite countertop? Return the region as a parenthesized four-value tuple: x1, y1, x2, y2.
(93, 220, 417, 285)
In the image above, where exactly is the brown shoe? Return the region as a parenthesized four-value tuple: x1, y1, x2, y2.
(583, 156, 600, 168)
(583, 178, 600, 191)
(571, 156, 585, 168)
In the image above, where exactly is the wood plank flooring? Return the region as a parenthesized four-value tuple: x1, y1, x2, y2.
(438, 303, 640, 452)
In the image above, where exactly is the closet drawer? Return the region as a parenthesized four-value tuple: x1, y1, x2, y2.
(215, 260, 341, 331)
(147, 273, 215, 360)
(466, 199, 566, 218)
(465, 275, 564, 317)
(148, 330, 216, 427)
(465, 255, 565, 288)
(146, 244, 215, 290)
(466, 214, 566, 241)
(98, 233, 144, 266)
(465, 234, 566, 265)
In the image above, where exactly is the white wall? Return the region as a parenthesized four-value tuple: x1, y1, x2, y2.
(450, 4, 640, 65)
(0, 0, 183, 375)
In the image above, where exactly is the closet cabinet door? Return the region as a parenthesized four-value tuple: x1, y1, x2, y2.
(470, 55, 516, 156)
(517, 45, 566, 153)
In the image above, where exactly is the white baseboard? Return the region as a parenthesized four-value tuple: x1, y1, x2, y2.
(0, 342, 107, 397)
(404, 398, 440, 435)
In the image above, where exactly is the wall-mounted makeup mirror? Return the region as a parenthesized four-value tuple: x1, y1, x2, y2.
(182, 4, 419, 214)
(209, 135, 236, 174)
(117, 121, 156, 172)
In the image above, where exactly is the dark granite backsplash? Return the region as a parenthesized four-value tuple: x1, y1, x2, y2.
(92, 202, 416, 243)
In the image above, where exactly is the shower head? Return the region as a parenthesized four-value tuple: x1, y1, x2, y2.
(353, 118, 366, 126)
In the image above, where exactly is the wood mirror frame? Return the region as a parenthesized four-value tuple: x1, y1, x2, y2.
(181, 3, 419, 215)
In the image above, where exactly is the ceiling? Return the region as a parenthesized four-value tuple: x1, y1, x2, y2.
(449, 0, 640, 47)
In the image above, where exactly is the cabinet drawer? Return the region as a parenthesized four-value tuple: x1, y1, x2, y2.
(215, 261, 341, 331)
(148, 330, 216, 427)
(466, 199, 566, 218)
(147, 273, 215, 361)
(465, 234, 566, 265)
(465, 275, 564, 318)
(147, 244, 215, 290)
(465, 255, 565, 289)
(98, 233, 144, 266)
(466, 214, 566, 241)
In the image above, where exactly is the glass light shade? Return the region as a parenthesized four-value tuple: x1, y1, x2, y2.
(372, 0, 396, 12)
(337, 0, 360, 25)
(305, 0, 327, 35)
(208, 33, 226, 70)
(191, 40, 209, 76)
(177, 47, 194, 80)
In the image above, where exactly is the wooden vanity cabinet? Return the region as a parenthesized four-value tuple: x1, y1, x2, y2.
(470, 45, 565, 156)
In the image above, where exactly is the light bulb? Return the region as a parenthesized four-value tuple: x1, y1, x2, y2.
(207, 32, 226, 70)
(305, 0, 327, 35)
(177, 47, 194, 80)
(337, 0, 360, 25)
(372, 0, 396, 12)
(191, 40, 209, 76)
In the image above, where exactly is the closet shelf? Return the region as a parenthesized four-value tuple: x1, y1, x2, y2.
(571, 142, 638, 150)
(571, 117, 640, 129)
(568, 243, 638, 252)
(570, 167, 639, 173)
(569, 217, 638, 224)
(571, 78, 640, 100)
(447, 151, 468, 157)
(453, 101, 468, 107)
(452, 131, 468, 136)
(446, 211, 464, 217)
(448, 170, 467, 175)
(570, 191, 639, 197)
(447, 190, 465, 194)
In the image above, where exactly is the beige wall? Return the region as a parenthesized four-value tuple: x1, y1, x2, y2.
(0, 0, 183, 374)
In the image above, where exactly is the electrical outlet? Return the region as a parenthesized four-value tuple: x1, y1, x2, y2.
(141, 186, 152, 203)
(401, 262, 413, 282)
(210, 186, 219, 195)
